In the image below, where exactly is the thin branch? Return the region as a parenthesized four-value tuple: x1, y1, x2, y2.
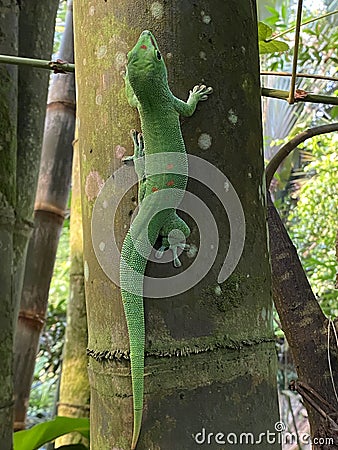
(0, 54, 75, 73)
(261, 87, 338, 105)
(261, 71, 338, 82)
(266, 9, 338, 42)
(265, 122, 338, 187)
(289, 0, 303, 104)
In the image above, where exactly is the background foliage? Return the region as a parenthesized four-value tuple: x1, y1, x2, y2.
(287, 134, 338, 318)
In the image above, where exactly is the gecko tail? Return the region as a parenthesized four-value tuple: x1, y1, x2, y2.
(120, 213, 169, 449)
(120, 228, 152, 450)
(131, 408, 142, 449)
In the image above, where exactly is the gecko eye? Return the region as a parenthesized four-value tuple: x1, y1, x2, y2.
(156, 50, 162, 60)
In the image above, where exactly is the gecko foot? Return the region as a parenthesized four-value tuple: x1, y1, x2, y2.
(190, 84, 213, 101)
(155, 229, 190, 267)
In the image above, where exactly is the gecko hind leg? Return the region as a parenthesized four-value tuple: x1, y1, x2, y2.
(122, 129, 144, 164)
(131, 129, 144, 159)
(122, 130, 146, 203)
(155, 214, 190, 267)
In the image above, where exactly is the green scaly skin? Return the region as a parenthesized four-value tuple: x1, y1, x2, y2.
(120, 30, 212, 449)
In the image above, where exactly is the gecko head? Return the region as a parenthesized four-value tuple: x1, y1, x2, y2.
(126, 30, 168, 92)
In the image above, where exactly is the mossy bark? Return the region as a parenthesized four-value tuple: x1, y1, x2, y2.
(74, 1, 280, 448)
(13, 0, 75, 428)
(0, 1, 18, 447)
(56, 128, 90, 447)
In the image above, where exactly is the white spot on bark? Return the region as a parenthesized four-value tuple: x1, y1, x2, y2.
(151, 2, 164, 19)
(89, 6, 95, 15)
(115, 51, 127, 72)
(248, 172, 252, 178)
(228, 108, 238, 125)
(201, 10, 211, 24)
(96, 94, 102, 105)
(85, 171, 104, 201)
(198, 133, 212, 150)
(99, 241, 106, 251)
(199, 51, 207, 60)
(103, 200, 108, 209)
(214, 285, 222, 296)
(115, 145, 126, 159)
(84, 261, 89, 282)
(166, 52, 173, 60)
(241, 46, 246, 54)
(96, 46, 107, 59)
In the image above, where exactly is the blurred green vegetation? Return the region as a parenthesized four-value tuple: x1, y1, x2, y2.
(53, 0, 67, 56)
(287, 134, 338, 318)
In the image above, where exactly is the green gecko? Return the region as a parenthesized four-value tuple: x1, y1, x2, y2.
(120, 30, 212, 449)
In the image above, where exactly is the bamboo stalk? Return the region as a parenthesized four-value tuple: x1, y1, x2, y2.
(0, 54, 75, 72)
(261, 71, 338, 82)
(261, 87, 338, 105)
(289, 0, 303, 104)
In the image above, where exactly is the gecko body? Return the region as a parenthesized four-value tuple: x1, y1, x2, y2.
(120, 30, 212, 449)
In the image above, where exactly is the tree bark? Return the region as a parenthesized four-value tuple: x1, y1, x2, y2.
(56, 127, 90, 447)
(267, 192, 338, 448)
(0, 1, 18, 447)
(14, 0, 75, 428)
(13, 0, 59, 329)
(74, 1, 280, 448)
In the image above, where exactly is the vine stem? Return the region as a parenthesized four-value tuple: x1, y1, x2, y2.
(265, 9, 338, 42)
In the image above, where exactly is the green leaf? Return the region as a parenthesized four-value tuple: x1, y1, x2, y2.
(56, 445, 88, 450)
(331, 105, 338, 119)
(258, 22, 273, 41)
(258, 22, 289, 54)
(14, 417, 90, 450)
(259, 39, 289, 54)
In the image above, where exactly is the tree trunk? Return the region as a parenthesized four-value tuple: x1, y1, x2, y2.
(14, 0, 75, 428)
(74, 1, 280, 448)
(267, 192, 338, 448)
(0, 1, 18, 447)
(56, 127, 90, 447)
